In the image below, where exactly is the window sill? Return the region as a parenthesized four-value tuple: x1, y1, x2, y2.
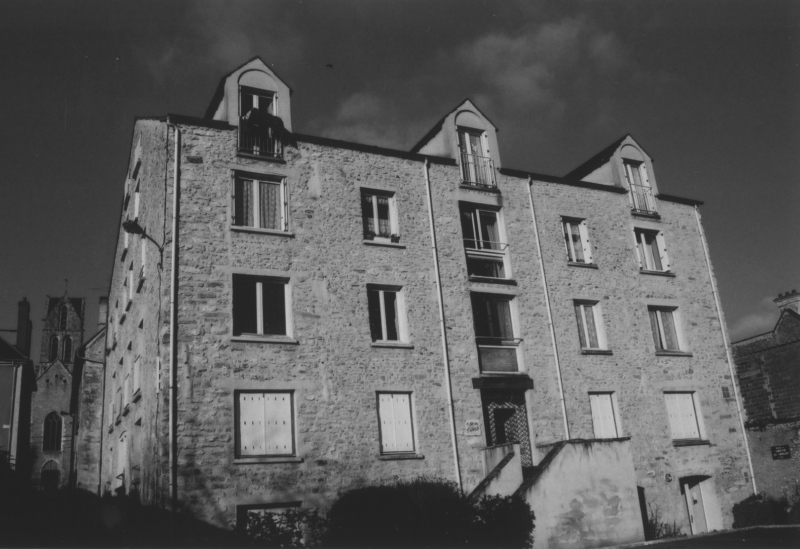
(363, 240, 405, 249)
(235, 151, 286, 164)
(567, 262, 598, 269)
(132, 390, 142, 403)
(673, 439, 711, 448)
(640, 269, 675, 278)
(631, 210, 661, 220)
(231, 335, 299, 345)
(378, 453, 424, 461)
(234, 456, 304, 465)
(581, 349, 613, 355)
(469, 276, 517, 286)
(230, 226, 294, 238)
(459, 183, 500, 194)
(655, 350, 693, 357)
(371, 341, 414, 349)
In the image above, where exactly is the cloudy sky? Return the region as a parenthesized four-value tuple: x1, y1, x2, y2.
(0, 0, 797, 360)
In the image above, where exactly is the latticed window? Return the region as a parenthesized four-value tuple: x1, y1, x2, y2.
(59, 305, 68, 331)
(43, 412, 62, 452)
(48, 336, 59, 362)
(482, 390, 533, 467)
(233, 174, 287, 231)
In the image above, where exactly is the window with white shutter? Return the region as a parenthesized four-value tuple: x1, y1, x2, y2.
(236, 391, 294, 457)
(634, 228, 670, 272)
(648, 306, 682, 352)
(562, 218, 593, 264)
(589, 392, 619, 439)
(377, 393, 415, 454)
(574, 301, 607, 350)
(664, 392, 702, 440)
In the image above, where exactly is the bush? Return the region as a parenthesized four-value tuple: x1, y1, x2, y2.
(644, 504, 684, 540)
(246, 508, 327, 548)
(322, 478, 534, 548)
(732, 494, 789, 528)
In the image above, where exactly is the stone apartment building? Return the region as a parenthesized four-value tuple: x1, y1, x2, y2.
(100, 57, 754, 547)
(732, 291, 800, 499)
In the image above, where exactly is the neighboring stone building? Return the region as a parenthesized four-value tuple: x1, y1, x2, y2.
(99, 57, 754, 547)
(732, 290, 800, 499)
(30, 295, 85, 489)
(0, 298, 34, 476)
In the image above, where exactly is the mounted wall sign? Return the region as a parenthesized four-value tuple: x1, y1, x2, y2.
(465, 419, 482, 436)
(771, 445, 791, 460)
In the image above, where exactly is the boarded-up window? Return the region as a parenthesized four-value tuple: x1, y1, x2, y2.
(590, 393, 619, 439)
(377, 393, 415, 454)
(664, 392, 701, 440)
(237, 391, 294, 457)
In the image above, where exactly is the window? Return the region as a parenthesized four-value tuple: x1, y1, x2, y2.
(62, 336, 72, 363)
(59, 305, 68, 331)
(589, 393, 620, 439)
(41, 460, 60, 491)
(236, 391, 295, 457)
(124, 263, 134, 311)
(648, 307, 681, 352)
(367, 286, 407, 342)
(138, 235, 146, 289)
(634, 229, 670, 272)
(664, 392, 703, 441)
(49, 336, 59, 362)
(458, 128, 495, 187)
(232, 274, 290, 337)
(233, 174, 287, 231)
(361, 190, 399, 242)
(123, 375, 131, 408)
(377, 393, 415, 454)
(122, 230, 129, 261)
(238, 86, 281, 158)
(623, 161, 657, 214)
(471, 293, 520, 372)
(43, 412, 62, 452)
(133, 182, 140, 220)
(562, 218, 593, 264)
(460, 204, 509, 279)
(574, 301, 607, 350)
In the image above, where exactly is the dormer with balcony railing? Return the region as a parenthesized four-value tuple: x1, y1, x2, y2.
(624, 160, 657, 215)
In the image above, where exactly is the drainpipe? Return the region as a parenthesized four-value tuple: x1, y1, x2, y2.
(166, 119, 181, 511)
(423, 159, 462, 492)
(527, 177, 570, 440)
(694, 206, 757, 494)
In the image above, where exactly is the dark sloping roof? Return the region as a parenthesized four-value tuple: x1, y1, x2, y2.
(564, 135, 629, 180)
(410, 98, 499, 154)
(203, 56, 294, 120)
(0, 334, 28, 362)
(47, 297, 85, 320)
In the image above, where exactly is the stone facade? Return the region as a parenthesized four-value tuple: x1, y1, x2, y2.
(733, 293, 800, 498)
(99, 58, 754, 544)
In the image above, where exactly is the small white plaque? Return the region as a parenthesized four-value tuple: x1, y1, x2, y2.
(465, 419, 482, 436)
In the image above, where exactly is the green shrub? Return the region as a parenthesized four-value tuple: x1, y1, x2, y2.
(644, 504, 684, 540)
(732, 494, 789, 528)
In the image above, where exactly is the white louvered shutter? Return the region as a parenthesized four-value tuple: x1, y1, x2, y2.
(657, 232, 670, 271)
(239, 393, 266, 456)
(677, 393, 699, 439)
(378, 394, 397, 453)
(633, 231, 644, 269)
(580, 221, 593, 264)
(391, 394, 414, 452)
(264, 393, 293, 455)
(664, 393, 681, 439)
(590, 394, 617, 439)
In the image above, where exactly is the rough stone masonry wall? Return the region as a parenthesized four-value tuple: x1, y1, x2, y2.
(734, 335, 800, 424)
(102, 118, 170, 507)
(75, 333, 105, 494)
(170, 126, 459, 528)
(527, 179, 752, 532)
(746, 420, 800, 499)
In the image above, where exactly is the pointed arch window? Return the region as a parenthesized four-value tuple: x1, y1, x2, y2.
(43, 412, 62, 452)
(62, 337, 72, 363)
(59, 305, 68, 331)
(49, 336, 59, 362)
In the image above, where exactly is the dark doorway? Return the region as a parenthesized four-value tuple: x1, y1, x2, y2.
(481, 389, 533, 468)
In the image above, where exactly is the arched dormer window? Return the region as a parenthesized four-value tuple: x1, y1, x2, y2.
(59, 305, 68, 331)
(49, 336, 59, 362)
(62, 337, 72, 363)
(43, 412, 62, 452)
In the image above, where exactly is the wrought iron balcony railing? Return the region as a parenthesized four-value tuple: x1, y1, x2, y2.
(630, 183, 657, 215)
(476, 336, 522, 373)
(238, 125, 283, 159)
(460, 153, 496, 188)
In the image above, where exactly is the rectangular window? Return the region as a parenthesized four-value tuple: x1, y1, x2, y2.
(377, 393, 415, 454)
(458, 128, 495, 187)
(133, 182, 141, 220)
(236, 391, 294, 457)
(648, 307, 681, 352)
(624, 161, 657, 214)
(233, 174, 287, 231)
(361, 190, 399, 242)
(367, 286, 407, 342)
(232, 275, 289, 337)
(460, 204, 509, 279)
(471, 293, 519, 372)
(133, 355, 141, 395)
(664, 392, 703, 440)
(139, 235, 146, 279)
(634, 229, 670, 272)
(122, 231, 129, 261)
(590, 392, 620, 439)
(562, 218, 593, 264)
(574, 301, 606, 350)
(123, 375, 131, 407)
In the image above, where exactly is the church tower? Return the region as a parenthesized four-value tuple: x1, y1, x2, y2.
(30, 294, 85, 490)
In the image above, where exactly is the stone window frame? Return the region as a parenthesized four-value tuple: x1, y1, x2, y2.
(589, 391, 622, 439)
(663, 390, 710, 445)
(376, 391, 424, 459)
(230, 273, 296, 344)
(367, 284, 411, 348)
(233, 389, 303, 464)
(460, 201, 513, 281)
(561, 217, 594, 266)
(647, 305, 691, 356)
(633, 227, 672, 274)
(230, 170, 291, 236)
(573, 300, 611, 354)
(360, 188, 401, 245)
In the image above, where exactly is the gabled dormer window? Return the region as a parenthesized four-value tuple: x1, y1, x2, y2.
(623, 161, 657, 215)
(238, 86, 282, 159)
(458, 128, 495, 188)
